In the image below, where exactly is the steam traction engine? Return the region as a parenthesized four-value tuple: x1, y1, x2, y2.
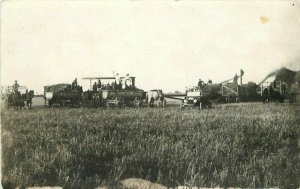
(82, 76, 146, 107)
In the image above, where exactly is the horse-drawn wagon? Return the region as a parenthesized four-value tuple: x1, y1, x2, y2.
(2, 86, 34, 110)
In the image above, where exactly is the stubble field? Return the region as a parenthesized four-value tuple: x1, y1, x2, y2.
(1, 100, 300, 189)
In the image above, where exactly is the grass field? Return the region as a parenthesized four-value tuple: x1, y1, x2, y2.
(1, 101, 300, 189)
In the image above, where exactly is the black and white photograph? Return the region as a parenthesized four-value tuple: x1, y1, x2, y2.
(1, 1, 300, 188)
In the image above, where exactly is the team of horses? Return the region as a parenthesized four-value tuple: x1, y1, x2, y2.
(2, 90, 34, 110)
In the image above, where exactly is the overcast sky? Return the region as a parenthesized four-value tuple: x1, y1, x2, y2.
(1, 0, 300, 93)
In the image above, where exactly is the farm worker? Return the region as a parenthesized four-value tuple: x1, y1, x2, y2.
(122, 78, 126, 89)
(93, 82, 97, 92)
(125, 73, 132, 87)
(198, 79, 203, 88)
(269, 86, 274, 95)
(233, 74, 238, 84)
(113, 72, 121, 89)
(97, 79, 102, 91)
(72, 78, 78, 89)
(13, 80, 19, 92)
(282, 82, 286, 94)
(208, 79, 212, 84)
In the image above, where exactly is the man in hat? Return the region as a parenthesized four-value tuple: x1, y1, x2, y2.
(97, 79, 102, 91)
(13, 80, 19, 93)
(93, 82, 97, 92)
(198, 79, 203, 88)
(125, 73, 132, 88)
(233, 74, 238, 84)
(113, 72, 121, 89)
(72, 78, 78, 89)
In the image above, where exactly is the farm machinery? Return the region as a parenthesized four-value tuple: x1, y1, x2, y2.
(44, 84, 83, 107)
(259, 68, 300, 103)
(82, 76, 146, 107)
(44, 76, 163, 108)
(260, 81, 296, 103)
(165, 86, 211, 109)
(164, 69, 262, 109)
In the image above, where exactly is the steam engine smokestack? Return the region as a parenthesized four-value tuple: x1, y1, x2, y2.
(240, 69, 244, 85)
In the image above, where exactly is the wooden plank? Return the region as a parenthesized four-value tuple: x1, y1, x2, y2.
(222, 85, 238, 95)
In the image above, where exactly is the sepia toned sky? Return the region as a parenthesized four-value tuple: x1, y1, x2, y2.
(1, 0, 300, 93)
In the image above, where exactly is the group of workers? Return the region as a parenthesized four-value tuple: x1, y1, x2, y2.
(114, 72, 133, 89)
(91, 72, 133, 92)
(198, 79, 212, 88)
(92, 79, 102, 92)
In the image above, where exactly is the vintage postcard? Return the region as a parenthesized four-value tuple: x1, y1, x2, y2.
(1, 1, 300, 189)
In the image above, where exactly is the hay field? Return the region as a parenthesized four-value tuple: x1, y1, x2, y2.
(1, 103, 299, 189)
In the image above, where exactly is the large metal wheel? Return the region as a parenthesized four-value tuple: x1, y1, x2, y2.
(116, 97, 125, 107)
(134, 97, 142, 108)
(44, 98, 50, 108)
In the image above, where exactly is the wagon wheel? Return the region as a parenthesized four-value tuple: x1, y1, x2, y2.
(134, 97, 141, 108)
(116, 97, 125, 108)
(106, 102, 110, 108)
(44, 99, 50, 108)
(104, 100, 110, 109)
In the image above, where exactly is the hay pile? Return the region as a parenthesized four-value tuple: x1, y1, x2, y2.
(44, 83, 70, 92)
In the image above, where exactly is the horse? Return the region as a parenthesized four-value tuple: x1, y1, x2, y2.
(23, 90, 34, 109)
(146, 89, 166, 107)
(5, 91, 25, 110)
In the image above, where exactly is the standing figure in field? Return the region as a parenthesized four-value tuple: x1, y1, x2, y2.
(125, 73, 132, 88)
(72, 78, 78, 89)
(93, 82, 97, 92)
(233, 74, 238, 84)
(198, 79, 203, 88)
(97, 79, 102, 91)
(13, 80, 19, 93)
(113, 72, 121, 89)
(262, 87, 269, 103)
(146, 89, 166, 107)
(207, 79, 212, 84)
